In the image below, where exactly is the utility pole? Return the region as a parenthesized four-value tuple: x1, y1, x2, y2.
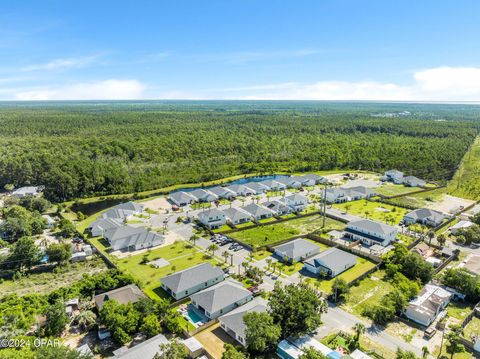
(322, 183, 328, 228)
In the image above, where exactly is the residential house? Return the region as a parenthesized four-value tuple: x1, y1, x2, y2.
(100, 201, 144, 220)
(345, 219, 398, 246)
(189, 189, 218, 203)
(11, 186, 44, 198)
(449, 220, 475, 235)
(276, 177, 302, 189)
(103, 226, 164, 251)
(160, 263, 225, 300)
(294, 173, 327, 186)
(197, 208, 226, 229)
(273, 238, 320, 263)
(224, 207, 252, 225)
(209, 186, 236, 199)
(241, 203, 275, 221)
(219, 297, 268, 347)
(263, 200, 291, 216)
(325, 186, 375, 204)
(112, 334, 170, 358)
(403, 284, 452, 326)
(383, 169, 404, 184)
(324, 188, 349, 203)
(412, 242, 434, 259)
(88, 218, 124, 237)
(168, 191, 196, 207)
(259, 179, 286, 191)
(347, 186, 377, 199)
(303, 248, 358, 277)
(243, 181, 269, 194)
(190, 279, 253, 320)
(277, 335, 340, 359)
(225, 184, 254, 197)
(403, 208, 447, 227)
(403, 175, 426, 187)
(94, 284, 147, 310)
(280, 193, 308, 212)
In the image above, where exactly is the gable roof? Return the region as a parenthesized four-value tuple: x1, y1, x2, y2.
(160, 263, 225, 293)
(104, 225, 164, 249)
(225, 184, 250, 194)
(113, 333, 169, 359)
(284, 193, 308, 203)
(348, 219, 397, 236)
(198, 208, 225, 221)
(100, 201, 144, 219)
(304, 248, 357, 270)
(276, 177, 301, 186)
(219, 297, 268, 339)
(12, 186, 43, 196)
(190, 188, 217, 200)
(89, 217, 124, 231)
(385, 169, 404, 177)
(244, 182, 268, 192)
(224, 207, 251, 221)
(169, 191, 196, 203)
(209, 186, 235, 197)
(273, 239, 320, 259)
(190, 280, 252, 314)
(405, 208, 446, 222)
(346, 186, 375, 196)
(94, 284, 146, 310)
(241, 203, 274, 217)
(259, 179, 285, 188)
(263, 200, 290, 213)
(407, 284, 452, 319)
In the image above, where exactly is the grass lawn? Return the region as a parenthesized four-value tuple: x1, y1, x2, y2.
(229, 215, 345, 247)
(397, 233, 416, 247)
(446, 301, 474, 322)
(144, 208, 159, 215)
(276, 261, 304, 276)
(340, 270, 393, 317)
(212, 224, 231, 233)
(387, 187, 448, 209)
(258, 217, 278, 224)
(0, 257, 108, 297)
(116, 242, 220, 300)
(280, 213, 298, 219)
(191, 202, 212, 210)
(308, 257, 377, 295)
(375, 183, 422, 197)
(321, 332, 395, 359)
(251, 249, 272, 261)
(299, 205, 319, 215)
(464, 316, 480, 341)
(333, 199, 408, 224)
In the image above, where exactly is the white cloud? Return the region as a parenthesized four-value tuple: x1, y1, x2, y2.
(20, 55, 101, 72)
(14, 79, 146, 100)
(200, 66, 480, 102)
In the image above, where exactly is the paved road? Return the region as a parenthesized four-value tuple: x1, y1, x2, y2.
(316, 303, 425, 357)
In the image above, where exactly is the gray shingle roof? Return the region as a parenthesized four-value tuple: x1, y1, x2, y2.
(94, 284, 146, 310)
(348, 219, 397, 235)
(284, 193, 308, 203)
(304, 247, 357, 271)
(219, 297, 268, 339)
(160, 263, 225, 293)
(89, 218, 123, 231)
(244, 182, 268, 193)
(209, 186, 235, 197)
(100, 201, 144, 219)
(405, 208, 445, 222)
(104, 225, 164, 249)
(263, 200, 291, 213)
(259, 179, 285, 189)
(169, 191, 195, 203)
(113, 333, 169, 359)
(241, 203, 274, 217)
(273, 239, 320, 260)
(198, 208, 225, 221)
(190, 279, 252, 314)
(224, 207, 251, 222)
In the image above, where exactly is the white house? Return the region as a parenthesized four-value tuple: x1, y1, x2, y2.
(276, 177, 302, 189)
(190, 279, 253, 319)
(243, 182, 269, 194)
(273, 238, 320, 263)
(11, 186, 44, 198)
(325, 186, 375, 204)
(259, 180, 286, 191)
(303, 248, 357, 277)
(160, 263, 225, 300)
(225, 184, 254, 197)
(103, 226, 164, 251)
(262, 200, 291, 216)
(224, 207, 252, 225)
(241, 203, 275, 221)
(294, 174, 326, 186)
(403, 208, 447, 227)
(345, 219, 398, 246)
(449, 220, 475, 235)
(168, 191, 196, 207)
(281, 193, 308, 212)
(403, 284, 452, 326)
(219, 297, 268, 347)
(88, 218, 123, 237)
(403, 176, 426, 187)
(189, 189, 218, 202)
(100, 201, 145, 220)
(384, 169, 404, 184)
(197, 208, 226, 229)
(209, 186, 236, 199)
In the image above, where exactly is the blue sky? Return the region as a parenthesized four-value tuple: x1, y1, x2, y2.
(1, 0, 480, 101)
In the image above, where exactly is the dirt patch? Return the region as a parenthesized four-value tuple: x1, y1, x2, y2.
(194, 323, 237, 359)
(140, 197, 171, 213)
(426, 194, 475, 215)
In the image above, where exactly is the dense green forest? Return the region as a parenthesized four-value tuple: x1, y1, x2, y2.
(0, 101, 479, 202)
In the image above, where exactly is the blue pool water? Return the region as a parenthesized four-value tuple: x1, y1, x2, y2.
(171, 174, 288, 194)
(186, 308, 204, 324)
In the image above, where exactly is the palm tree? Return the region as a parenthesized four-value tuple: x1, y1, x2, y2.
(427, 230, 435, 245)
(222, 250, 229, 263)
(266, 258, 272, 271)
(207, 243, 219, 257)
(271, 262, 277, 275)
(241, 261, 249, 275)
(189, 235, 198, 246)
(353, 323, 366, 344)
(421, 346, 429, 359)
(75, 310, 96, 332)
(437, 234, 447, 247)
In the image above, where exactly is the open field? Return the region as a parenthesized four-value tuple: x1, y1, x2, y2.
(0, 257, 108, 296)
(340, 270, 394, 317)
(229, 216, 345, 248)
(375, 183, 423, 197)
(309, 257, 377, 295)
(464, 316, 480, 341)
(333, 199, 408, 224)
(384, 187, 448, 209)
(448, 136, 480, 200)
